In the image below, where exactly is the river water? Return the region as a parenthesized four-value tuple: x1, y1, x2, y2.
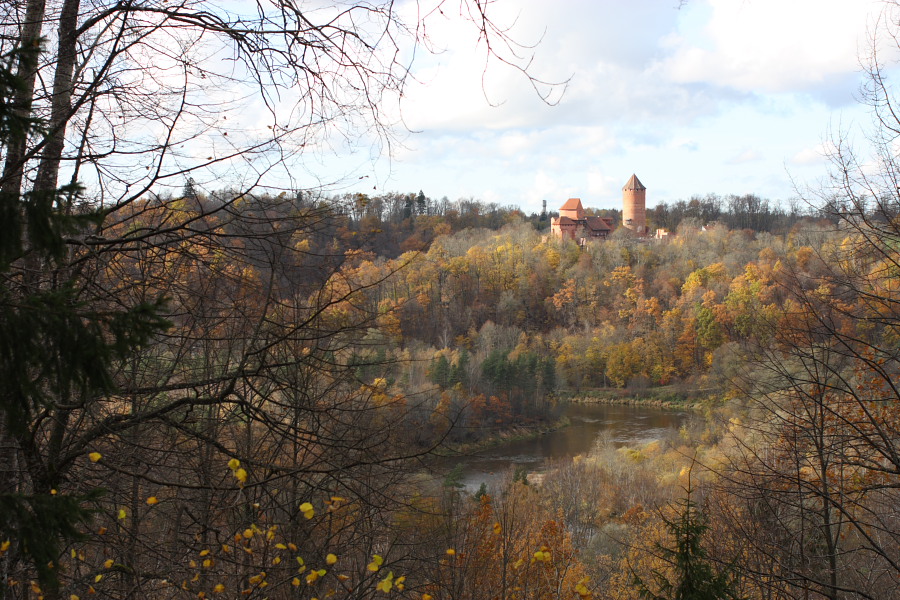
(444, 402, 694, 492)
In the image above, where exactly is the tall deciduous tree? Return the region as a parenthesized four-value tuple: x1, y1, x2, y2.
(714, 5, 900, 597)
(0, 1, 560, 597)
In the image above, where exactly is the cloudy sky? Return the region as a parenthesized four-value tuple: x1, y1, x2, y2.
(324, 0, 895, 214)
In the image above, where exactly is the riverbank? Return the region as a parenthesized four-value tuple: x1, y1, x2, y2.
(431, 403, 693, 493)
(434, 416, 571, 457)
(564, 386, 717, 411)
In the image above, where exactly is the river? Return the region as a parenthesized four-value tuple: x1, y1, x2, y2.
(443, 402, 694, 492)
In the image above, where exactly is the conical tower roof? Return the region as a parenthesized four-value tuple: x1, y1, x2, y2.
(623, 174, 645, 191)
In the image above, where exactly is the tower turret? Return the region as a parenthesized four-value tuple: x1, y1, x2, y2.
(622, 174, 646, 234)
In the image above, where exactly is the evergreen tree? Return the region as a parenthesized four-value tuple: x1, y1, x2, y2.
(632, 481, 743, 600)
(181, 176, 199, 201)
(0, 44, 167, 592)
(449, 348, 470, 387)
(429, 355, 451, 388)
(416, 189, 427, 215)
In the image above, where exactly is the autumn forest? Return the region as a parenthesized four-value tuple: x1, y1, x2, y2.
(4, 2, 900, 600)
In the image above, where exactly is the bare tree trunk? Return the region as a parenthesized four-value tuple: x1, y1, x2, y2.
(0, 0, 47, 196)
(34, 0, 81, 197)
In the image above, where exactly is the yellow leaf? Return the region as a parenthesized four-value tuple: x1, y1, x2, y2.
(445, 548, 455, 556)
(422, 595, 433, 600)
(199, 550, 210, 557)
(228, 458, 240, 471)
(103, 559, 114, 569)
(146, 497, 158, 506)
(88, 452, 102, 463)
(234, 468, 247, 484)
(118, 509, 126, 521)
(70, 595, 80, 600)
(326, 554, 337, 565)
(292, 578, 301, 587)
(275, 543, 288, 550)
(203, 559, 212, 568)
(367, 555, 383, 572)
(493, 522, 502, 534)
(213, 584, 225, 593)
(94, 575, 103, 583)
(272, 557, 281, 565)
(376, 572, 393, 593)
(70, 549, 77, 559)
(305, 571, 320, 585)
(299, 502, 314, 519)
(242, 529, 253, 539)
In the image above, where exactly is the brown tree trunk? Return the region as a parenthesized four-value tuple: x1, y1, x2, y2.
(34, 0, 82, 197)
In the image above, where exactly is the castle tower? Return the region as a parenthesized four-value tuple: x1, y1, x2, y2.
(622, 174, 646, 234)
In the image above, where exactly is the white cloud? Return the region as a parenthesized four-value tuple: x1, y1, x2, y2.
(329, 1, 888, 214)
(727, 148, 763, 165)
(790, 145, 829, 166)
(659, 0, 879, 101)
(586, 170, 621, 199)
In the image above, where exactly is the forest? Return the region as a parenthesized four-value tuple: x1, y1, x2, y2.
(3, 1, 900, 600)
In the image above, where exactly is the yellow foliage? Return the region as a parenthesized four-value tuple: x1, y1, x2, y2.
(367, 555, 384, 572)
(376, 572, 394, 593)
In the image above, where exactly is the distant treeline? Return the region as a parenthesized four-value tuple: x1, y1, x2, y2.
(648, 193, 812, 233)
(161, 185, 823, 260)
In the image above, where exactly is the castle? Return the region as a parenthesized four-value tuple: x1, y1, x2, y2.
(550, 174, 647, 241)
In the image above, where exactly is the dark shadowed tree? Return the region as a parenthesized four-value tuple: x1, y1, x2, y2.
(0, 1, 563, 597)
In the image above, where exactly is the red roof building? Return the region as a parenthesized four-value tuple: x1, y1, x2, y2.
(549, 175, 648, 242)
(550, 198, 614, 241)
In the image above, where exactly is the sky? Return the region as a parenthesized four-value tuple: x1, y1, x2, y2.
(318, 0, 897, 214)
